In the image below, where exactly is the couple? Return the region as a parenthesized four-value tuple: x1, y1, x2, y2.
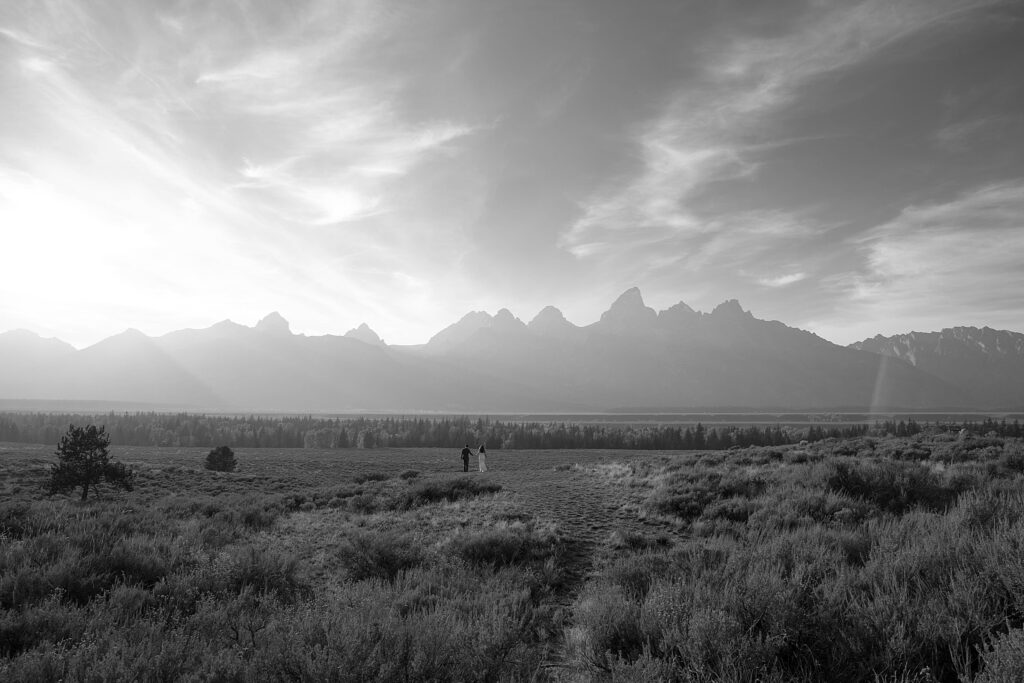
(460, 443, 487, 472)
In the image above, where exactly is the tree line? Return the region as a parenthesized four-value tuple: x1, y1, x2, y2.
(0, 412, 881, 451)
(874, 417, 1024, 438)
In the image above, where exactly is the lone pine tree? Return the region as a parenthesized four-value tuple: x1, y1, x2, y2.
(47, 424, 133, 501)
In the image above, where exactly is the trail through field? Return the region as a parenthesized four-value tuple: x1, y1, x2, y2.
(480, 453, 680, 679)
(489, 465, 650, 586)
(482, 452, 675, 558)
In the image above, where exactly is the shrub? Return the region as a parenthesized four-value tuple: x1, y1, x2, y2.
(608, 529, 671, 553)
(338, 531, 423, 582)
(449, 526, 557, 569)
(645, 470, 767, 522)
(977, 629, 1024, 682)
(178, 546, 307, 603)
(348, 493, 376, 514)
(395, 478, 501, 510)
(0, 501, 32, 539)
(567, 584, 645, 668)
(353, 471, 389, 484)
(1000, 441, 1024, 474)
(204, 446, 236, 472)
(600, 551, 675, 600)
(0, 592, 89, 658)
(826, 459, 963, 514)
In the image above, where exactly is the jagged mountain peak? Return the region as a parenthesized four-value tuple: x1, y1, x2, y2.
(710, 299, 752, 320)
(493, 308, 527, 330)
(255, 312, 291, 335)
(658, 301, 697, 326)
(459, 310, 494, 324)
(345, 322, 385, 346)
(610, 287, 646, 310)
(850, 327, 1024, 407)
(427, 310, 493, 348)
(528, 305, 581, 340)
(110, 328, 149, 341)
(530, 305, 567, 325)
(599, 287, 657, 329)
(211, 319, 246, 331)
(854, 326, 1024, 359)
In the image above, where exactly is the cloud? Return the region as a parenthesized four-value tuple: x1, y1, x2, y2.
(807, 181, 1024, 342)
(561, 0, 997, 259)
(933, 116, 1010, 152)
(759, 273, 807, 288)
(861, 182, 1024, 287)
(0, 0, 490, 346)
(188, 6, 478, 228)
(0, 26, 50, 49)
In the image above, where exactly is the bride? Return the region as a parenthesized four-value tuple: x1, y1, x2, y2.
(478, 444, 487, 472)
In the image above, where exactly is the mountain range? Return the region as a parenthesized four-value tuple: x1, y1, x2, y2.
(1, 288, 1021, 412)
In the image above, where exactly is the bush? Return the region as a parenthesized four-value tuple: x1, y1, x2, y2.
(338, 531, 423, 582)
(645, 470, 767, 522)
(1000, 441, 1024, 474)
(977, 629, 1024, 682)
(449, 526, 557, 569)
(395, 478, 501, 510)
(204, 446, 236, 473)
(567, 584, 645, 668)
(826, 459, 963, 514)
(353, 471, 389, 484)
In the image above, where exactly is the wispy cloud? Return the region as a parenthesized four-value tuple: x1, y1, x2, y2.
(0, 0, 487, 345)
(759, 273, 807, 288)
(185, 4, 478, 228)
(808, 181, 1024, 342)
(561, 0, 996, 259)
(933, 116, 1008, 152)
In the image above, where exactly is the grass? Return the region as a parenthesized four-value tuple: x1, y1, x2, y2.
(2, 437, 1024, 680)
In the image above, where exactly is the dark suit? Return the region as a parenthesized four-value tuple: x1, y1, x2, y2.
(461, 447, 471, 472)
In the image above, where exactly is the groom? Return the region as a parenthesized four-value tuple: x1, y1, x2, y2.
(460, 444, 472, 472)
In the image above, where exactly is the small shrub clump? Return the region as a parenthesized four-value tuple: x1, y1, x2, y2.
(338, 531, 424, 582)
(352, 471, 389, 484)
(204, 446, 237, 473)
(395, 478, 501, 510)
(449, 526, 559, 569)
(826, 459, 965, 513)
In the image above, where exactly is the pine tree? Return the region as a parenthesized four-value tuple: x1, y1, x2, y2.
(47, 424, 133, 501)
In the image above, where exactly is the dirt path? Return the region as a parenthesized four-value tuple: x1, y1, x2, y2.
(483, 457, 679, 680)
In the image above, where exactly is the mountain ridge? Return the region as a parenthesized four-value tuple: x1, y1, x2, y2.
(851, 327, 1024, 409)
(1, 289, 1018, 412)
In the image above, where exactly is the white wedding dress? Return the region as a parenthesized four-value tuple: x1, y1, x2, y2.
(478, 448, 487, 472)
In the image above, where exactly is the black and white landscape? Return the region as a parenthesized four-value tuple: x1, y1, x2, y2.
(4, 1, 1024, 681)
(4, 287, 1024, 412)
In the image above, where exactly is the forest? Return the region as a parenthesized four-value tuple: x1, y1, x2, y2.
(1, 411, 1020, 452)
(0, 411, 906, 450)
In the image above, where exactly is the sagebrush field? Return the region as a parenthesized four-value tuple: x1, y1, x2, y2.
(2, 435, 1024, 681)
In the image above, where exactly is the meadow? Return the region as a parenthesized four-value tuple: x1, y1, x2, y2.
(2, 434, 1024, 681)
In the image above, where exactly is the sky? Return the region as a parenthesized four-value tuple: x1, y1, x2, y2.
(2, 0, 1023, 348)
